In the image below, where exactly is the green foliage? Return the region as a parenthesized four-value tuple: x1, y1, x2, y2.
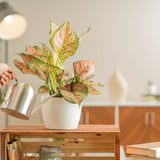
(0, 95, 2, 104)
(148, 81, 152, 86)
(14, 21, 103, 105)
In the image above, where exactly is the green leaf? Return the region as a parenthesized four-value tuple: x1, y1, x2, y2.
(49, 21, 58, 49)
(14, 60, 47, 80)
(26, 45, 47, 62)
(87, 85, 101, 95)
(56, 70, 64, 83)
(52, 22, 79, 62)
(18, 53, 35, 65)
(65, 77, 74, 84)
(56, 70, 71, 83)
(30, 58, 56, 74)
(29, 58, 44, 70)
(40, 64, 56, 73)
(50, 72, 58, 93)
(38, 85, 50, 93)
(54, 55, 65, 69)
(14, 60, 37, 75)
(36, 70, 47, 80)
(73, 60, 95, 80)
(57, 82, 88, 105)
(41, 43, 54, 64)
(83, 80, 104, 87)
(18, 53, 47, 80)
(79, 26, 90, 41)
(41, 43, 51, 57)
(28, 59, 47, 80)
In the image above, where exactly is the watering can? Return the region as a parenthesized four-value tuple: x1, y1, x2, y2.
(0, 78, 58, 120)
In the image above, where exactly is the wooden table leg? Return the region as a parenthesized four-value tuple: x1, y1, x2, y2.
(115, 133, 120, 160)
(1, 132, 7, 160)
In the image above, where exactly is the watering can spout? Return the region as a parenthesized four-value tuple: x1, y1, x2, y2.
(0, 80, 60, 120)
(31, 93, 60, 115)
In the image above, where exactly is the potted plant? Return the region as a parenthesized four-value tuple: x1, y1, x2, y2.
(147, 81, 157, 95)
(14, 21, 103, 129)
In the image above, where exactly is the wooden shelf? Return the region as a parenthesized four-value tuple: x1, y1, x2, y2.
(1, 124, 120, 160)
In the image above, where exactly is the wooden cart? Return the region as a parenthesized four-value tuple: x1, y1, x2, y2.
(1, 124, 120, 160)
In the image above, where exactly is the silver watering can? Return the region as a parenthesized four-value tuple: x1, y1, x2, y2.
(0, 79, 58, 120)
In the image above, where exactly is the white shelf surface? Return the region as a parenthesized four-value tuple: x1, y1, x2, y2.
(83, 100, 160, 107)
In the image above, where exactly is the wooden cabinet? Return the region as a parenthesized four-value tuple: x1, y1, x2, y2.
(80, 106, 114, 124)
(148, 107, 160, 142)
(119, 107, 149, 145)
(120, 107, 160, 145)
(81, 106, 160, 146)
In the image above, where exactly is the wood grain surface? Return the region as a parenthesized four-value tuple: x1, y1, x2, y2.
(1, 124, 120, 160)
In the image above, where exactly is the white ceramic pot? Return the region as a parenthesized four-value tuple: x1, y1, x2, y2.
(41, 96, 82, 129)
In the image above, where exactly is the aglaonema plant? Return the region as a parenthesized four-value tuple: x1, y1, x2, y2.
(14, 21, 103, 105)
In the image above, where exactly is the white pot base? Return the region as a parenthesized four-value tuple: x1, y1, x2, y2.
(41, 96, 82, 130)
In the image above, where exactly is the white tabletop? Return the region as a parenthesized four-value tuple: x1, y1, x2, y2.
(83, 100, 160, 107)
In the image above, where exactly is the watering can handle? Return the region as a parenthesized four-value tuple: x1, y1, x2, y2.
(0, 73, 18, 102)
(0, 86, 5, 101)
(31, 93, 60, 115)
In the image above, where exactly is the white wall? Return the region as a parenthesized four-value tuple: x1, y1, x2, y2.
(1, 0, 160, 126)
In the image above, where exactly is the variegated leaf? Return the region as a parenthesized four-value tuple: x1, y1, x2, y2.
(83, 80, 104, 87)
(26, 45, 47, 62)
(65, 77, 74, 84)
(14, 60, 37, 75)
(87, 85, 101, 95)
(39, 64, 56, 73)
(41, 43, 51, 57)
(38, 85, 50, 93)
(79, 27, 90, 41)
(36, 70, 47, 80)
(54, 55, 65, 69)
(52, 22, 79, 62)
(14, 59, 47, 80)
(84, 74, 95, 81)
(56, 70, 64, 83)
(73, 60, 95, 80)
(56, 70, 71, 83)
(18, 53, 35, 65)
(57, 82, 88, 105)
(49, 21, 58, 49)
(26, 45, 43, 55)
(41, 43, 54, 64)
(29, 59, 44, 70)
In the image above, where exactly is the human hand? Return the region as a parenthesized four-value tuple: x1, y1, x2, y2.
(0, 63, 15, 87)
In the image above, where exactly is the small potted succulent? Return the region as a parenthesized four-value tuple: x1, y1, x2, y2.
(14, 21, 103, 129)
